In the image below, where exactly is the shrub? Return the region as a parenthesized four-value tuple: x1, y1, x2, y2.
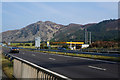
(18, 43, 23, 46)
(44, 46, 48, 49)
(25, 44, 30, 46)
(32, 43, 35, 46)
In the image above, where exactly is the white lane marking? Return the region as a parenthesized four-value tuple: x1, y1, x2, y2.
(50, 54, 54, 55)
(54, 54, 117, 64)
(73, 57, 91, 60)
(32, 54, 35, 56)
(95, 60, 117, 64)
(49, 58, 56, 60)
(50, 54, 56, 55)
(57, 55, 64, 57)
(63, 56, 71, 58)
(41, 53, 47, 54)
(24, 50, 117, 64)
(88, 65, 106, 71)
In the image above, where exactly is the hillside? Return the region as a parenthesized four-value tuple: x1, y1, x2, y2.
(2, 21, 64, 42)
(51, 19, 119, 42)
(2, 19, 119, 42)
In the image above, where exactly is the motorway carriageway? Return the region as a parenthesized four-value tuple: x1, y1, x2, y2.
(3, 47, 120, 79)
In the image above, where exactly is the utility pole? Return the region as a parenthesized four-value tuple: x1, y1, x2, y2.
(85, 28, 88, 44)
(89, 32, 91, 44)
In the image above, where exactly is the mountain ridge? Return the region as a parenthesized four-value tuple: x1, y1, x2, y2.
(2, 19, 119, 42)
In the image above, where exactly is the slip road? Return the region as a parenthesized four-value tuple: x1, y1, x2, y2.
(3, 48, 120, 79)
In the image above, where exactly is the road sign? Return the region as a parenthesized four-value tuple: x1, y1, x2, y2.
(47, 41, 50, 47)
(35, 37, 40, 48)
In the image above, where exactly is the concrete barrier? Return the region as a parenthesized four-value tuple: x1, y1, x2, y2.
(21, 63, 37, 78)
(14, 59, 22, 78)
(12, 56, 71, 80)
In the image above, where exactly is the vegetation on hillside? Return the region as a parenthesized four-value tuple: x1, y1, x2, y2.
(89, 41, 119, 48)
(51, 19, 119, 42)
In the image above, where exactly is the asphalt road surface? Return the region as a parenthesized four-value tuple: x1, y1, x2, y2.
(3, 47, 120, 79)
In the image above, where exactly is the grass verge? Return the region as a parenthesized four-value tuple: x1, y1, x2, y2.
(2, 54, 14, 79)
(41, 51, 119, 61)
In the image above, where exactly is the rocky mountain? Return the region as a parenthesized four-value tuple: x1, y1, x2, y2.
(2, 21, 64, 42)
(2, 19, 120, 42)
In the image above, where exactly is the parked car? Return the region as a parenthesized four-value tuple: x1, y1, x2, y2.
(9, 47, 19, 53)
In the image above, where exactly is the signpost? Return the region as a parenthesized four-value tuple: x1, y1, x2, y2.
(35, 37, 40, 48)
(47, 41, 50, 47)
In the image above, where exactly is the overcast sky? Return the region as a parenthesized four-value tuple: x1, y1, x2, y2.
(2, 2, 118, 32)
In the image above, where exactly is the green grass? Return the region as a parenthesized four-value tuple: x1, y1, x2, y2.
(10, 43, 36, 48)
(10, 43, 33, 46)
(10, 43, 35, 48)
(18, 46, 36, 48)
(2, 54, 14, 79)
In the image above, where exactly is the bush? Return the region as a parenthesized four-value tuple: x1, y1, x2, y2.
(44, 46, 48, 49)
(18, 43, 23, 46)
(89, 41, 119, 48)
(25, 44, 30, 46)
(40, 44, 44, 49)
(32, 43, 35, 46)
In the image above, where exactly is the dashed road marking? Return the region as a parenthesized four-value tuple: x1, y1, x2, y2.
(50, 54, 56, 55)
(57, 55, 62, 56)
(49, 58, 56, 60)
(32, 54, 35, 56)
(41, 53, 47, 54)
(50, 54, 54, 55)
(95, 60, 117, 64)
(88, 65, 106, 71)
(54, 54, 116, 64)
(63, 56, 71, 58)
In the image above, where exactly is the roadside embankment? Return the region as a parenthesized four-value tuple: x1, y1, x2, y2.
(2, 54, 15, 80)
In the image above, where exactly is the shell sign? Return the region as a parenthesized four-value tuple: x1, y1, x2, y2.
(47, 41, 50, 46)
